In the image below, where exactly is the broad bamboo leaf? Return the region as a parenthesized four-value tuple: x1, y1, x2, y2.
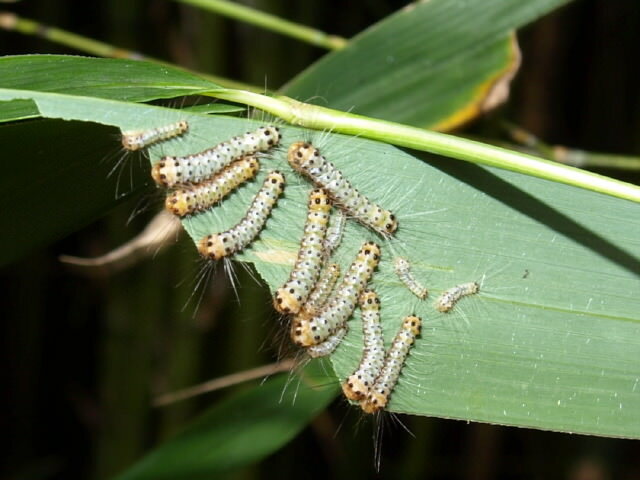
(0, 89, 636, 438)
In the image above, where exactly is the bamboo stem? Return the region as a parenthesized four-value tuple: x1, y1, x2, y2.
(204, 88, 640, 203)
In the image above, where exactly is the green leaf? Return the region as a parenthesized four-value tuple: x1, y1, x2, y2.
(282, 0, 571, 130)
(0, 55, 219, 123)
(114, 366, 337, 480)
(0, 118, 148, 265)
(2, 87, 634, 438)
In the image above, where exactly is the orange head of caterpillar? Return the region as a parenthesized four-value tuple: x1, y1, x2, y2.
(259, 125, 282, 148)
(360, 241, 382, 267)
(309, 188, 332, 213)
(383, 212, 398, 234)
(289, 313, 315, 347)
(360, 391, 388, 414)
(359, 289, 380, 310)
(368, 207, 397, 235)
(274, 281, 304, 315)
(151, 158, 178, 187)
(197, 234, 227, 261)
(403, 315, 422, 337)
(121, 134, 142, 151)
(287, 141, 322, 173)
(165, 190, 190, 217)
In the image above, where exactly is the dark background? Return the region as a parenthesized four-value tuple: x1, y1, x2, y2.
(1, 1, 639, 479)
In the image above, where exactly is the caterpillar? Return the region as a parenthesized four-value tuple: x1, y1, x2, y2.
(394, 257, 428, 299)
(299, 263, 341, 319)
(121, 120, 189, 152)
(360, 315, 421, 414)
(324, 208, 346, 255)
(287, 142, 397, 237)
(273, 189, 332, 314)
(165, 156, 260, 217)
(342, 290, 385, 401)
(293, 264, 341, 358)
(435, 282, 479, 313)
(197, 170, 285, 260)
(290, 242, 380, 347)
(152, 125, 281, 188)
(306, 326, 347, 358)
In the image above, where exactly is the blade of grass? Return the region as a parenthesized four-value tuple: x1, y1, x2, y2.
(0, 13, 257, 91)
(173, 0, 347, 51)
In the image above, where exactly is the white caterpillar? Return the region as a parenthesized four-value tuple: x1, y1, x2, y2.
(152, 125, 281, 187)
(273, 189, 332, 314)
(394, 257, 428, 299)
(324, 208, 346, 255)
(435, 282, 479, 313)
(360, 315, 421, 414)
(287, 142, 397, 236)
(300, 263, 340, 318)
(290, 242, 380, 347)
(300, 263, 343, 358)
(165, 156, 260, 217)
(197, 170, 285, 260)
(342, 290, 385, 400)
(306, 326, 347, 358)
(121, 120, 189, 151)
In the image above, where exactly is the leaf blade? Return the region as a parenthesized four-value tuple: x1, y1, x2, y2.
(282, 0, 571, 129)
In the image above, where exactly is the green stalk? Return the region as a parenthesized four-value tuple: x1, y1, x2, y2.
(0, 11, 259, 92)
(503, 121, 640, 171)
(174, 0, 347, 50)
(209, 88, 640, 203)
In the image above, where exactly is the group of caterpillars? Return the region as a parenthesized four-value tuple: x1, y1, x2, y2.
(121, 120, 481, 414)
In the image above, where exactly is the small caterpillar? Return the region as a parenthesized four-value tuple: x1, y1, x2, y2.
(290, 242, 380, 347)
(287, 142, 397, 236)
(296, 264, 342, 358)
(324, 209, 346, 255)
(197, 170, 285, 260)
(121, 120, 189, 151)
(165, 156, 260, 217)
(394, 257, 428, 299)
(152, 126, 281, 188)
(306, 326, 347, 358)
(360, 315, 421, 414)
(342, 290, 385, 401)
(273, 189, 332, 314)
(299, 263, 341, 319)
(435, 282, 479, 313)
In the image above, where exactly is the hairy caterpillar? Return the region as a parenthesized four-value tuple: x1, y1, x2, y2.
(287, 142, 397, 236)
(121, 120, 189, 152)
(306, 326, 347, 358)
(290, 242, 380, 347)
(342, 290, 385, 400)
(324, 208, 346, 255)
(393, 257, 428, 299)
(152, 126, 280, 187)
(197, 170, 285, 260)
(299, 263, 341, 319)
(361, 315, 421, 414)
(435, 282, 479, 313)
(273, 189, 332, 314)
(165, 156, 260, 217)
